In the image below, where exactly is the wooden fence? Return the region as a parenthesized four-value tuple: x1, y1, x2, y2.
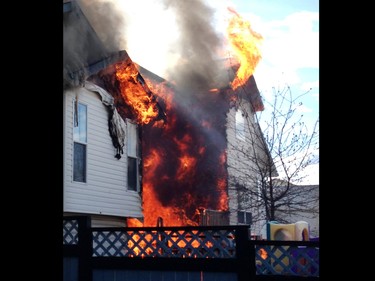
(63, 216, 319, 281)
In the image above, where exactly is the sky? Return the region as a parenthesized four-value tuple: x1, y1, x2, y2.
(225, 0, 320, 185)
(85, 0, 319, 184)
(229, 0, 319, 129)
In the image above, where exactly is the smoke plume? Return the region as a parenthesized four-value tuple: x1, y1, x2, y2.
(161, 0, 223, 92)
(63, 0, 128, 87)
(77, 0, 128, 53)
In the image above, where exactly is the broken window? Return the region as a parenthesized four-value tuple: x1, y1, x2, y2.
(73, 101, 87, 182)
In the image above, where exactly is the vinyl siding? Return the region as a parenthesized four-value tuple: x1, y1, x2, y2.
(226, 104, 266, 236)
(63, 87, 143, 218)
(226, 107, 241, 225)
(275, 185, 319, 238)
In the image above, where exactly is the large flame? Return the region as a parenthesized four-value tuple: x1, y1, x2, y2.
(97, 8, 263, 229)
(226, 7, 263, 90)
(140, 76, 230, 227)
(115, 60, 161, 124)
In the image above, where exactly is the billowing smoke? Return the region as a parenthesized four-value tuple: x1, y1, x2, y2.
(63, 3, 91, 86)
(161, 0, 223, 93)
(64, 0, 229, 92)
(63, 0, 127, 87)
(77, 0, 127, 53)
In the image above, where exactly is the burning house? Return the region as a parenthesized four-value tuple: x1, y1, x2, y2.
(135, 62, 272, 236)
(63, 0, 275, 235)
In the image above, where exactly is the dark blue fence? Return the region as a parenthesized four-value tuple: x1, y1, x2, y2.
(63, 216, 319, 281)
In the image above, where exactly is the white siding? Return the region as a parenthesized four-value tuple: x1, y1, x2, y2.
(63, 87, 143, 218)
(226, 107, 238, 225)
(226, 103, 266, 236)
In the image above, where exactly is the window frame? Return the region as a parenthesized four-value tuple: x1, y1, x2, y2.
(126, 119, 140, 192)
(238, 211, 252, 225)
(72, 100, 88, 183)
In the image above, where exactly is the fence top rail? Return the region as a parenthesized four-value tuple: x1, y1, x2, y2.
(63, 215, 89, 220)
(90, 225, 250, 232)
(251, 240, 319, 247)
(64, 216, 250, 231)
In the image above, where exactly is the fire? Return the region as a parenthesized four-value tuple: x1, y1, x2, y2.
(96, 7, 262, 229)
(127, 218, 143, 227)
(226, 7, 263, 90)
(115, 60, 161, 124)
(259, 248, 268, 260)
(142, 150, 188, 226)
(177, 155, 197, 181)
(140, 74, 230, 227)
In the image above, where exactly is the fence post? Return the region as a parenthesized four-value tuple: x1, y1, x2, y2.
(235, 226, 255, 281)
(77, 216, 92, 281)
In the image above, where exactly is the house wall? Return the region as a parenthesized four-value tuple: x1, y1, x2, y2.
(226, 102, 267, 237)
(226, 107, 240, 225)
(275, 185, 319, 238)
(63, 86, 143, 220)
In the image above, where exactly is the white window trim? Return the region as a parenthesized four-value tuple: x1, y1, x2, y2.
(72, 99, 88, 183)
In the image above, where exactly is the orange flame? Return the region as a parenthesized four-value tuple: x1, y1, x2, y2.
(126, 232, 156, 257)
(115, 60, 160, 124)
(226, 7, 263, 90)
(259, 248, 268, 259)
(140, 76, 229, 227)
(127, 218, 143, 227)
(142, 150, 182, 226)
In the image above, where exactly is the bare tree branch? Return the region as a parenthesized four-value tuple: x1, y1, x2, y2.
(227, 83, 319, 232)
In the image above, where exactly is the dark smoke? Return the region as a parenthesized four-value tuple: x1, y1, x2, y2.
(78, 0, 127, 53)
(63, 0, 127, 87)
(162, 0, 223, 93)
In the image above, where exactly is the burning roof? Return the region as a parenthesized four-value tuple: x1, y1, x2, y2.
(63, 0, 165, 125)
(221, 60, 264, 112)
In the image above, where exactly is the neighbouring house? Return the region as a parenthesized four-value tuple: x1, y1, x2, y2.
(224, 71, 278, 236)
(63, 0, 164, 227)
(274, 183, 319, 238)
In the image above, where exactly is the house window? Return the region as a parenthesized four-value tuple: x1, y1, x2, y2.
(235, 110, 245, 141)
(73, 101, 87, 182)
(238, 211, 252, 225)
(127, 120, 139, 191)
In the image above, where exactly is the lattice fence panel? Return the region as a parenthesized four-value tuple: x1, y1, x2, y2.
(255, 245, 319, 277)
(92, 231, 128, 257)
(63, 219, 79, 245)
(92, 229, 237, 258)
